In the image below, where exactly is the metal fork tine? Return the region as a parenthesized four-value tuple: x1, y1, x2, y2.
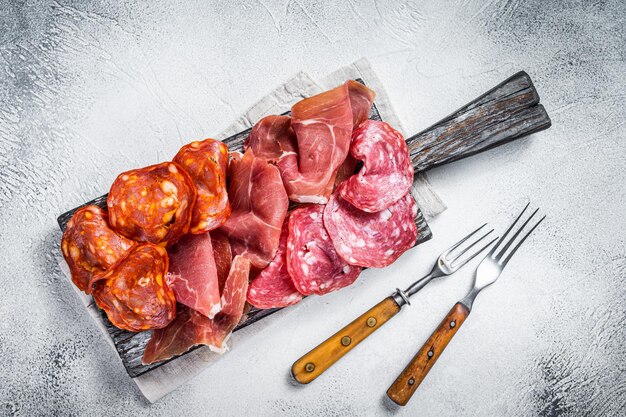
(445, 223, 487, 260)
(451, 236, 499, 268)
(500, 215, 545, 265)
(495, 207, 539, 259)
(450, 229, 494, 264)
(490, 202, 530, 257)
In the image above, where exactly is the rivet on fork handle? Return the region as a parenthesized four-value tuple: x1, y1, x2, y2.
(386, 302, 470, 406)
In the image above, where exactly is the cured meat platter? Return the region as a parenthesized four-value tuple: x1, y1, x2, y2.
(57, 72, 550, 377)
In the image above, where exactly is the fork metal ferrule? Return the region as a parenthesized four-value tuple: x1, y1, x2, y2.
(392, 288, 412, 307)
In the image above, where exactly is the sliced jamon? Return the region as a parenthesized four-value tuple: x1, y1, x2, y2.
(346, 80, 376, 127)
(246, 81, 375, 204)
(247, 220, 303, 309)
(286, 205, 362, 295)
(211, 230, 232, 293)
(142, 255, 250, 365)
(340, 120, 414, 213)
(219, 148, 288, 269)
(324, 187, 418, 268)
(173, 139, 231, 233)
(167, 233, 221, 319)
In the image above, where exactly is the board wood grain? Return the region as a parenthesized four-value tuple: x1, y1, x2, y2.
(56, 73, 551, 377)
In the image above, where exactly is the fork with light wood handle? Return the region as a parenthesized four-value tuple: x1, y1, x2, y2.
(387, 203, 545, 406)
(291, 224, 497, 384)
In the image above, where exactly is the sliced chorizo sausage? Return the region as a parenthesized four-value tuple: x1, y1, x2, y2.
(61, 205, 135, 294)
(173, 139, 231, 233)
(92, 243, 176, 332)
(107, 162, 197, 246)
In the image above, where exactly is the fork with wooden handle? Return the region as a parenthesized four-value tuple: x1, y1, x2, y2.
(386, 203, 545, 406)
(291, 224, 497, 384)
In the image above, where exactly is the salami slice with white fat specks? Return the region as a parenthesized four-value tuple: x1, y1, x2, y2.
(287, 205, 362, 295)
(324, 187, 418, 268)
(247, 220, 303, 309)
(340, 120, 414, 213)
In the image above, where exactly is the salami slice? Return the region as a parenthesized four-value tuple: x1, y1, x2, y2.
(211, 230, 232, 293)
(167, 233, 221, 319)
(247, 220, 303, 309)
(340, 120, 414, 213)
(287, 205, 362, 295)
(142, 255, 250, 364)
(324, 188, 418, 268)
(173, 139, 231, 233)
(61, 205, 135, 294)
(91, 243, 176, 332)
(107, 162, 197, 246)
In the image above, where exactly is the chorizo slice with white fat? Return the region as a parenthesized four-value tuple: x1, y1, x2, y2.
(173, 139, 231, 233)
(324, 187, 418, 268)
(61, 205, 135, 294)
(107, 162, 197, 246)
(92, 243, 176, 332)
(287, 205, 362, 295)
(340, 120, 414, 213)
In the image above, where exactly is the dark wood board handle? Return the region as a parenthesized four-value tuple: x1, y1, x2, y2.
(407, 71, 551, 172)
(386, 302, 470, 406)
(292, 297, 401, 384)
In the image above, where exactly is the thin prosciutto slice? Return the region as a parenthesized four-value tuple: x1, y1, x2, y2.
(211, 230, 232, 293)
(219, 148, 289, 269)
(166, 233, 221, 319)
(247, 220, 303, 309)
(246, 81, 375, 204)
(142, 256, 250, 365)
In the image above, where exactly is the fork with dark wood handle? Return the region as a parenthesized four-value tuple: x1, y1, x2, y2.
(386, 203, 545, 406)
(291, 224, 497, 384)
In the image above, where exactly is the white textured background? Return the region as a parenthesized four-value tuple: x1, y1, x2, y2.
(1, 1, 625, 416)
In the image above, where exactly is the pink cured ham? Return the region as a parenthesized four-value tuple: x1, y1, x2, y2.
(340, 120, 414, 212)
(246, 81, 375, 204)
(247, 220, 303, 309)
(219, 148, 288, 269)
(287, 205, 362, 295)
(166, 233, 221, 319)
(324, 187, 418, 268)
(211, 231, 232, 293)
(142, 255, 250, 365)
(346, 80, 376, 127)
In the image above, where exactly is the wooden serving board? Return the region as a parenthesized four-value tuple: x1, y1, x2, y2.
(57, 72, 551, 377)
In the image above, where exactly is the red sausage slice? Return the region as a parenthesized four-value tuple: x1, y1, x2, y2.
(287, 205, 362, 295)
(61, 205, 135, 294)
(173, 139, 231, 233)
(340, 120, 414, 213)
(324, 187, 418, 268)
(92, 243, 176, 332)
(107, 162, 197, 246)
